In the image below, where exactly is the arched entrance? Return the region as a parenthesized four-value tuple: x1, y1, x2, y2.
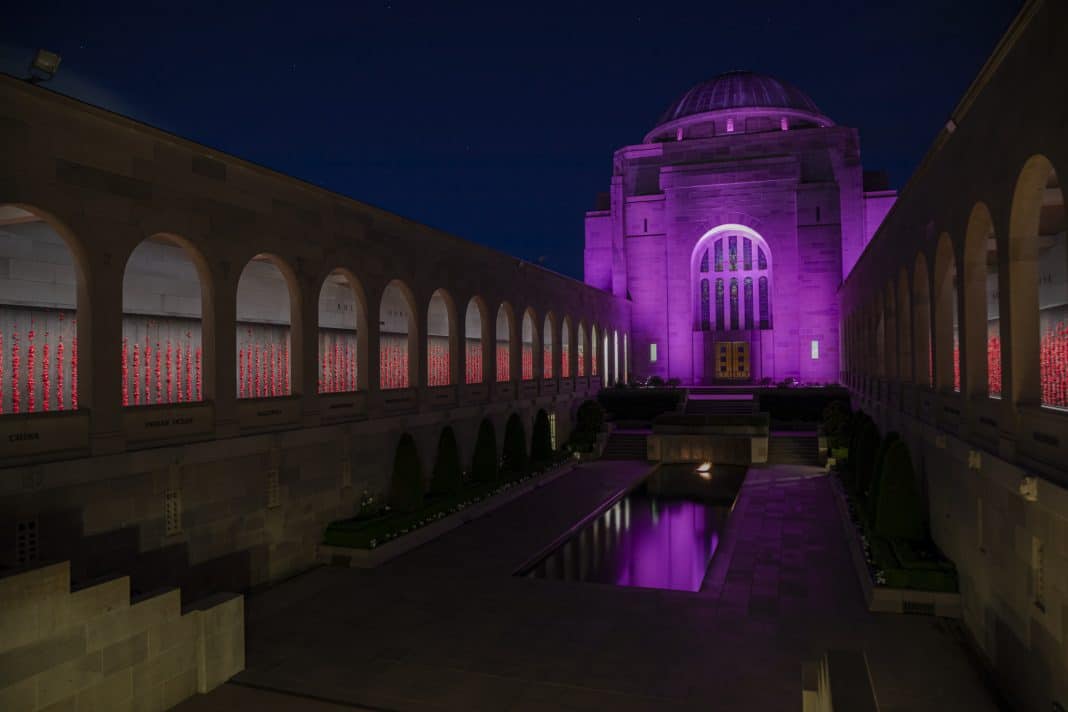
(691, 224, 772, 383)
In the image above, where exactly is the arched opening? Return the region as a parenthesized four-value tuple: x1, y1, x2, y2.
(471, 418, 498, 482)
(464, 297, 486, 384)
(963, 203, 1000, 398)
(933, 234, 960, 392)
(379, 280, 417, 390)
(691, 225, 772, 331)
(0, 206, 86, 414)
(602, 330, 610, 384)
(884, 283, 897, 381)
(521, 309, 537, 381)
(542, 313, 555, 379)
(576, 321, 587, 377)
(429, 426, 462, 495)
(1009, 156, 1066, 409)
(914, 254, 932, 387)
(317, 269, 366, 394)
(427, 288, 455, 387)
(389, 433, 423, 512)
(122, 235, 209, 406)
(590, 325, 599, 377)
(874, 292, 885, 379)
(897, 267, 912, 383)
(495, 303, 513, 382)
(236, 254, 295, 398)
(624, 332, 629, 383)
(531, 409, 552, 466)
(613, 330, 620, 384)
(560, 317, 572, 378)
(502, 413, 527, 476)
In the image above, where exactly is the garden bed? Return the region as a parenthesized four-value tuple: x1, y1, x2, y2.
(829, 473, 961, 617)
(320, 461, 577, 568)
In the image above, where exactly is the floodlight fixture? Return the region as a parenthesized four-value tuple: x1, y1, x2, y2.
(28, 49, 62, 83)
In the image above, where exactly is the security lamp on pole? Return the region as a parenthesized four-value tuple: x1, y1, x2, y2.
(28, 49, 62, 84)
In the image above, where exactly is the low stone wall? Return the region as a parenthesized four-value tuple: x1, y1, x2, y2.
(0, 561, 243, 711)
(647, 413, 770, 465)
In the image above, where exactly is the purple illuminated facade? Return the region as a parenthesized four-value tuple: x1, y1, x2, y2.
(585, 71, 895, 384)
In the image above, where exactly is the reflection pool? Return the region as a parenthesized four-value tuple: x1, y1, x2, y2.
(521, 464, 746, 592)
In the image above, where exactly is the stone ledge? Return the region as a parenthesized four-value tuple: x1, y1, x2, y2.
(319, 462, 579, 568)
(0, 561, 244, 712)
(828, 475, 961, 618)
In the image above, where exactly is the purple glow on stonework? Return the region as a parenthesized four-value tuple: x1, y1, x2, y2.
(525, 465, 741, 592)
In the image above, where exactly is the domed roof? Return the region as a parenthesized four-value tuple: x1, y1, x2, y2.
(656, 71, 823, 126)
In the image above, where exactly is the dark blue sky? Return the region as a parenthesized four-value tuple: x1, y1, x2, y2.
(2, 0, 1021, 279)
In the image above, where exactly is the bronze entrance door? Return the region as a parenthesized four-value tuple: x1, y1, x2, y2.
(714, 341, 750, 380)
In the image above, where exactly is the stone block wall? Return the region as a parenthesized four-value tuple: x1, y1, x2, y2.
(0, 561, 243, 712)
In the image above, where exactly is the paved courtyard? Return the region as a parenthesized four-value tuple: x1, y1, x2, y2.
(178, 461, 1003, 711)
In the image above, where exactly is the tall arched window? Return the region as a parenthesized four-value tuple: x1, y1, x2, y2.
(521, 309, 536, 381)
(427, 289, 454, 387)
(590, 325, 598, 377)
(380, 280, 416, 390)
(318, 269, 364, 394)
(729, 279, 739, 330)
(561, 318, 571, 378)
(465, 298, 485, 384)
(623, 332, 629, 383)
(897, 268, 912, 383)
(700, 279, 710, 330)
(613, 330, 619, 385)
(496, 303, 513, 382)
(122, 236, 208, 406)
(695, 227, 772, 331)
(934, 235, 960, 392)
(743, 278, 754, 330)
(577, 322, 586, 377)
(542, 314, 554, 379)
(603, 331, 609, 384)
(1010, 160, 1067, 409)
(716, 279, 725, 328)
(758, 277, 770, 329)
(963, 204, 1000, 398)
(0, 207, 83, 414)
(914, 254, 933, 387)
(236, 255, 294, 398)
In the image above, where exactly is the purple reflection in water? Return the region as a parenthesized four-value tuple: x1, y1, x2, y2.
(526, 465, 742, 592)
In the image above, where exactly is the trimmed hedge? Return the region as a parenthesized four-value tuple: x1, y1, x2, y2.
(758, 387, 850, 422)
(471, 419, 498, 483)
(851, 414, 881, 496)
(430, 426, 463, 496)
(597, 388, 683, 420)
(869, 536, 957, 592)
(866, 431, 901, 518)
(873, 440, 927, 542)
(502, 413, 527, 475)
(531, 410, 553, 465)
(389, 433, 424, 513)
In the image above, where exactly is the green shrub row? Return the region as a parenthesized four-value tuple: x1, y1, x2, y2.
(826, 405, 958, 593)
(596, 388, 683, 420)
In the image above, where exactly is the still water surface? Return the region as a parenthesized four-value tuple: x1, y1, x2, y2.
(524, 464, 745, 592)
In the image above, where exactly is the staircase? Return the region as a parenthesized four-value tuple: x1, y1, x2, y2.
(601, 432, 649, 460)
(767, 434, 819, 465)
(684, 396, 758, 416)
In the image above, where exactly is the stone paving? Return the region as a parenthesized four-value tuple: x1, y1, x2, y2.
(178, 460, 1003, 711)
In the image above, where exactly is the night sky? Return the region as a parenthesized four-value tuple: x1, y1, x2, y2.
(2, 0, 1021, 280)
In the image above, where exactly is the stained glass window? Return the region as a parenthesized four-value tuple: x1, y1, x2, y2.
(700, 249, 709, 273)
(744, 277, 754, 329)
(759, 277, 770, 329)
(758, 247, 767, 270)
(700, 279, 710, 330)
(716, 279, 725, 330)
(743, 240, 752, 270)
(730, 279, 739, 330)
(714, 240, 723, 272)
(728, 236, 738, 271)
